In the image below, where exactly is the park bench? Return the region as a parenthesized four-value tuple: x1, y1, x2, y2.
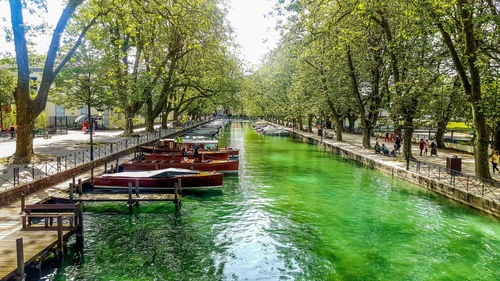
(22, 204, 77, 231)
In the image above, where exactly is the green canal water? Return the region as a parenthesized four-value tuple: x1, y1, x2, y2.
(41, 122, 499, 280)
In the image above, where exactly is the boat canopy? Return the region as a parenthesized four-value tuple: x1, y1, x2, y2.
(101, 168, 200, 178)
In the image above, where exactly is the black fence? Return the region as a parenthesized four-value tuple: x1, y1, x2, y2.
(0, 120, 209, 192)
(408, 159, 500, 202)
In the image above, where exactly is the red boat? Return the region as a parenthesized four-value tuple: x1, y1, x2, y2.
(92, 168, 223, 190)
(122, 159, 239, 173)
(141, 139, 239, 158)
(144, 151, 229, 161)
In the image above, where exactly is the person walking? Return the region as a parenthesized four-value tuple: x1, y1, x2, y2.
(385, 132, 389, 143)
(9, 123, 15, 139)
(490, 150, 500, 174)
(419, 139, 425, 156)
(424, 139, 430, 156)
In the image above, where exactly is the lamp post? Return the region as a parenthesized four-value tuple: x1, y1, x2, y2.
(399, 118, 410, 170)
(89, 115, 94, 161)
(89, 109, 103, 162)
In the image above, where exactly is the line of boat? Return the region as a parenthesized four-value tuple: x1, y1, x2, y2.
(92, 119, 238, 191)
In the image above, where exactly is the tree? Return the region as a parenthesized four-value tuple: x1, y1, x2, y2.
(412, 0, 498, 178)
(8, 0, 105, 163)
(52, 43, 114, 124)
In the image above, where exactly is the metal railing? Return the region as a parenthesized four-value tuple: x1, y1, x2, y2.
(0, 120, 210, 192)
(408, 159, 500, 202)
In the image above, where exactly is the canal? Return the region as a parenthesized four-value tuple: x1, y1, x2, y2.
(39, 122, 499, 280)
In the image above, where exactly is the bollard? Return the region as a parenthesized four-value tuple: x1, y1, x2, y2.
(174, 182, 179, 212)
(104, 162, 107, 173)
(69, 183, 74, 201)
(135, 179, 140, 197)
(178, 179, 182, 196)
(76, 203, 84, 246)
(20, 193, 25, 214)
(110, 165, 114, 174)
(78, 179, 83, 195)
(128, 183, 133, 213)
(115, 158, 119, 172)
(16, 238, 24, 280)
(57, 215, 63, 257)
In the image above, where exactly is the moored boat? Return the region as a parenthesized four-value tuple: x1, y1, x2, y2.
(141, 139, 239, 158)
(145, 151, 229, 160)
(93, 168, 223, 190)
(122, 159, 239, 173)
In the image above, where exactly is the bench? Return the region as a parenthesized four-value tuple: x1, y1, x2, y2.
(22, 204, 77, 231)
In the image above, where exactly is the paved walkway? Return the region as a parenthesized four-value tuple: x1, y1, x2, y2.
(291, 126, 499, 182)
(0, 125, 161, 167)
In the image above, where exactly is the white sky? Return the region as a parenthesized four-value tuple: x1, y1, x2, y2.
(0, 0, 280, 67)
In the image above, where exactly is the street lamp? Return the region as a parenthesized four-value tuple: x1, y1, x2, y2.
(399, 118, 410, 170)
(89, 109, 103, 162)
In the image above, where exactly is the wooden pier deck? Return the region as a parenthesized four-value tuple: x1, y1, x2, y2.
(52, 192, 177, 202)
(0, 227, 74, 280)
(0, 155, 183, 280)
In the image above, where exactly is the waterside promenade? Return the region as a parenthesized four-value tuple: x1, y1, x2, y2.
(277, 124, 500, 218)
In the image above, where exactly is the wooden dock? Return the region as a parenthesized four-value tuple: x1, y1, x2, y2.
(64, 193, 177, 202)
(0, 202, 82, 281)
(0, 229, 74, 280)
(52, 178, 183, 212)
(1, 175, 182, 280)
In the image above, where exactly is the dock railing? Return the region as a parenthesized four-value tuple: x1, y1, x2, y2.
(0, 120, 210, 192)
(408, 159, 500, 202)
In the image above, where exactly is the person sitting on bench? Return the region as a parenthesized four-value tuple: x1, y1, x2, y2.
(381, 144, 390, 155)
(374, 142, 382, 153)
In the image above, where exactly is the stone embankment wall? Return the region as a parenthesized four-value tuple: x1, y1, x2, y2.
(290, 130, 500, 219)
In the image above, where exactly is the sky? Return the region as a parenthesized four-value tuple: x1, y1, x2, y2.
(0, 0, 281, 67)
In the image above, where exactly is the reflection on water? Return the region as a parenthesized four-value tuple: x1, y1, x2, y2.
(39, 122, 499, 281)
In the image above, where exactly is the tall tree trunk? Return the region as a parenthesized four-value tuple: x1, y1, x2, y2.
(435, 125, 446, 148)
(403, 119, 414, 160)
(307, 114, 313, 133)
(299, 116, 303, 131)
(348, 115, 356, 132)
(145, 96, 154, 132)
(362, 126, 372, 149)
(124, 110, 134, 136)
(161, 111, 169, 129)
(13, 105, 35, 163)
(393, 116, 402, 137)
(333, 115, 343, 141)
(173, 108, 180, 127)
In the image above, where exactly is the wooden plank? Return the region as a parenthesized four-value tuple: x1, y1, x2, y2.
(0, 229, 72, 280)
(53, 193, 176, 202)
